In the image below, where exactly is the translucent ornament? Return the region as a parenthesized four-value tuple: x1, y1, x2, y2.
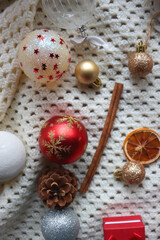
(41, 1, 127, 50)
(41, 0, 109, 49)
(42, 0, 96, 30)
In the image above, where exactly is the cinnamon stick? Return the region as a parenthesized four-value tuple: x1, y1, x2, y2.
(80, 82, 123, 193)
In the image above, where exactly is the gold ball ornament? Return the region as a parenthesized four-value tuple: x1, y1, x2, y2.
(18, 29, 71, 84)
(121, 161, 145, 185)
(75, 59, 102, 87)
(128, 41, 153, 77)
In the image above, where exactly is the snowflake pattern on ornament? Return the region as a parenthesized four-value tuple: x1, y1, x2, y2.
(42, 130, 71, 159)
(18, 30, 71, 84)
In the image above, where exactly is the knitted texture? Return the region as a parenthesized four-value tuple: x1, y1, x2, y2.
(0, 0, 160, 239)
(0, 0, 39, 122)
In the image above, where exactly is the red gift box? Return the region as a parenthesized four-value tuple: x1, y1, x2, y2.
(103, 215, 145, 240)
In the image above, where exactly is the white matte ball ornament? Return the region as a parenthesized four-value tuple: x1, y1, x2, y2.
(0, 131, 26, 182)
(18, 29, 71, 84)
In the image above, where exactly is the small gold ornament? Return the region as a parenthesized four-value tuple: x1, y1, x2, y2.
(75, 59, 102, 87)
(114, 161, 145, 185)
(128, 40, 153, 77)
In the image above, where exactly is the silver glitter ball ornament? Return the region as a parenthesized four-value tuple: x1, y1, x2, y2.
(41, 208, 80, 240)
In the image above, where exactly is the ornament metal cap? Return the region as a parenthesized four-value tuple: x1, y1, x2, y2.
(91, 77, 102, 87)
(136, 40, 146, 53)
(75, 59, 102, 87)
(114, 169, 122, 179)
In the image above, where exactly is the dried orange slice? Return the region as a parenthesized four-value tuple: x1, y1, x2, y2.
(123, 128, 160, 165)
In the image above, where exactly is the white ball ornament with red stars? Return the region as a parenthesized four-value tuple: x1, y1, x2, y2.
(18, 29, 71, 84)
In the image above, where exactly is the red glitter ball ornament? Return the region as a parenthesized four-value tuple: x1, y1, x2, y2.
(39, 115, 88, 164)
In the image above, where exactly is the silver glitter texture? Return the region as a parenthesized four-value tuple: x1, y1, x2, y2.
(41, 208, 80, 240)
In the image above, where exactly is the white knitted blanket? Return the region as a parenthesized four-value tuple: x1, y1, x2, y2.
(0, 0, 160, 239)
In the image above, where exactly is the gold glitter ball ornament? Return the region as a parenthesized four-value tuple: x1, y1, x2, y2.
(75, 59, 102, 87)
(122, 161, 145, 185)
(128, 41, 153, 77)
(18, 29, 71, 84)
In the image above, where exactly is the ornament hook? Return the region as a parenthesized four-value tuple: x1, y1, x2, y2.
(92, 77, 102, 88)
(114, 169, 122, 179)
(136, 40, 146, 53)
(77, 25, 87, 38)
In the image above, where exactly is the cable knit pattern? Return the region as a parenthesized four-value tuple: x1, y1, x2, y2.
(0, 0, 160, 239)
(0, 0, 39, 121)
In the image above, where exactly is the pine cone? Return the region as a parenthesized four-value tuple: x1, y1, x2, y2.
(38, 167, 78, 209)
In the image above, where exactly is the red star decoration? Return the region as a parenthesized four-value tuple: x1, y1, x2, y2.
(37, 75, 44, 79)
(42, 63, 47, 71)
(44, 29, 49, 32)
(56, 71, 60, 75)
(68, 58, 71, 63)
(60, 38, 65, 45)
(54, 64, 58, 70)
(34, 68, 39, 73)
(37, 35, 44, 40)
(23, 46, 27, 51)
(48, 75, 53, 80)
(34, 49, 39, 54)
(56, 72, 63, 79)
(51, 38, 56, 43)
(55, 54, 59, 59)
(20, 62, 23, 67)
(49, 53, 54, 58)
